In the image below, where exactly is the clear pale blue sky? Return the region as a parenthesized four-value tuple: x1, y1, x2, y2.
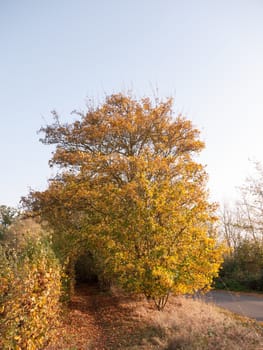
(1, 0, 263, 207)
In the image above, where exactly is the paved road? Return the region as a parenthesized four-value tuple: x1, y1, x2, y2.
(197, 290, 263, 321)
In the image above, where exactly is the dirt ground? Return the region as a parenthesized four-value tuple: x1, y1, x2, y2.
(45, 283, 161, 350)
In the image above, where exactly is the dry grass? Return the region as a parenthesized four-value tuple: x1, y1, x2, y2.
(45, 285, 263, 350)
(144, 296, 263, 350)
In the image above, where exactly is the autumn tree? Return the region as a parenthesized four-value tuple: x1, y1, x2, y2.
(24, 93, 223, 308)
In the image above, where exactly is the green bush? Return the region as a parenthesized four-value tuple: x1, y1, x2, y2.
(0, 238, 62, 350)
(216, 239, 263, 292)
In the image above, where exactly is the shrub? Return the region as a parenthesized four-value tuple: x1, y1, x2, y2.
(0, 238, 62, 349)
(215, 239, 263, 292)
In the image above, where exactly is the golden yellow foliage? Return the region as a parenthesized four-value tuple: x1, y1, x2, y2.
(0, 240, 62, 349)
(24, 93, 224, 309)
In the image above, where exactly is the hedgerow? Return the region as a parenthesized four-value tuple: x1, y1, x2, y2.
(0, 238, 62, 349)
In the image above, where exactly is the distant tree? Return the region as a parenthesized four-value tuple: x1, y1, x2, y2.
(220, 204, 244, 251)
(237, 162, 263, 240)
(217, 162, 263, 291)
(220, 162, 263, 245)
(0, 205, 18, 240)
(24, 93, 224, 309)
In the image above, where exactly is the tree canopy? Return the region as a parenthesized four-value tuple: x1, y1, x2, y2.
(24, 93, 223, 309)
